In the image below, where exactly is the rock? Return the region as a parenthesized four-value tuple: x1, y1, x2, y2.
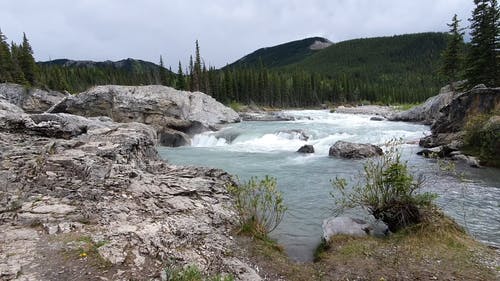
(97, 242, 127, 265)
(0, 83, 68, 113)
(389, 81, 465, 124)
(417, 145, 458, 158)
(48, 85, 239, 130)
(277, 129, 310, 141)
(333, 105, 396, 118)
(322, 216, 388, 241)
(370, 116, 385, 121)
(451, 153, 481, 168)
(239, 111, 294, 121)
(432, 87, 500, 135)
(0, 99, 24, 113)
(0, 109, 261, 280)
(329, 141, 383, 159)
(47, 85, 240, 146)
(158, 128, 190, 147)
(0, 111, 112, 139)
(297, 145, 315, 153)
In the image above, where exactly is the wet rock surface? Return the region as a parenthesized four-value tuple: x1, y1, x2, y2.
(297, 145, 315, 154)
(0, 106, 261, 280)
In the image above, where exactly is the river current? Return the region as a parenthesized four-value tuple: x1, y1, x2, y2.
(158, 110, 500, 262)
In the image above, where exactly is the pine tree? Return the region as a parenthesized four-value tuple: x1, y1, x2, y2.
(440, 14, 465, 92)
(176, 61, 186, 90)
(188, 55, 194, 91)
(159, 55, 167, 85)
(19, 33, 37, 85)
(466, 0, 499, 87)
(192, 40, 202, 91)
(10, 42, 27, 85)
(0, 29, 14, 83)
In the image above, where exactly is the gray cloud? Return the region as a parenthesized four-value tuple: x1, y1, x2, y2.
(0, 0, 474, 68)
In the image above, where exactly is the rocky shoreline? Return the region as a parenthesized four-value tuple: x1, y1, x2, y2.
(0, 84, 261, 280)
(1, 82, 498, 280)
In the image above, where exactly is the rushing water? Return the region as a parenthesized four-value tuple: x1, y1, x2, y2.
(158, 110, 500, 262)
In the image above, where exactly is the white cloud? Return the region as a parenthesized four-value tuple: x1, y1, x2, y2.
(0, 0, 474, 68)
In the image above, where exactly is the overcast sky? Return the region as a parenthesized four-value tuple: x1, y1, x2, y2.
(1, 0, 474, 68)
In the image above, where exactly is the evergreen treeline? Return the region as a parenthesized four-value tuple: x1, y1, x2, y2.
(441, 0, 499, 89)
(0, 30, 37, 86)
(37, 58, 176, 93)
(1, 0, 497, 107)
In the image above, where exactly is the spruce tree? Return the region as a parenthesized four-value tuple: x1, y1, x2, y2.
(159, 55, 167, 85)
(440, 14, 465, 92)
(176, 61, 186, 90)
(19, 33, 37, 85)
(192, 40, 202, 91)
(0, 29, 14, 83)
(10, 42, 27, 85)
(466, 0, 499, 87)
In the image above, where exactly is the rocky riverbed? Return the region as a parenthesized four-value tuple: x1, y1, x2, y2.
(0, 84, 260, 280)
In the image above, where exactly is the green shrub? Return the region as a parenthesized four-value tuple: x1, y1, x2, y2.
(331, 139, 436, 232)
(227, 176, 287, 238)
(463, 113, 500, 165)
(228, 101, 243, 112)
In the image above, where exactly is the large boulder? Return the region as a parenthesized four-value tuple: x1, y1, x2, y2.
(0, 83, 68, 113)
(432, 86, 500, 134)
(48, 85, 240, 146)
(389, 82, 464, 124)
(329, 141, 383, 159)
(420, 86, 500, 149)
(297, 145, 315, 153)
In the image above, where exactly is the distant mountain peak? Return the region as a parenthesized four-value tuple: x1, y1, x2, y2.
(226, 36, 332, 69)
(309, 39, 333, 50)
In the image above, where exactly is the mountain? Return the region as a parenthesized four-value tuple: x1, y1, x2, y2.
(288, 32, 448, 78)
(37, 58, 175, 93)
(220, 32, 449, 104)
(38, 58, 169, 74)
(225, 37, 332, 69)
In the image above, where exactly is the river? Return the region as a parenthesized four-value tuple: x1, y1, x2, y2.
(158, 110, 500, 262)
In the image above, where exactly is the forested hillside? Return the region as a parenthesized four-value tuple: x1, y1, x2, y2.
(225, 37, 332, 69)
(37, 58, 175, 93)
(211, 33, 449, 106)
(1, 29, 450, 106)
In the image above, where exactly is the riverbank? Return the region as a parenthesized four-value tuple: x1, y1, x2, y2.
(237, 209, 500, 281)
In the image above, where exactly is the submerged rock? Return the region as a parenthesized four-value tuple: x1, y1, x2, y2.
(370, 116, 385, 121)
(297, 145, 315, 153)
(329, 141, 383, 159)
(277, 129, 310, 141)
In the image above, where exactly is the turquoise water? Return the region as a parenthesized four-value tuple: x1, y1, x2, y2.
(158, 110, 500, 262)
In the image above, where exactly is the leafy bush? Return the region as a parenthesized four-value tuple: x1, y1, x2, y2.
(227, 176, 287, 238)
(331, 140, 436, 232)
